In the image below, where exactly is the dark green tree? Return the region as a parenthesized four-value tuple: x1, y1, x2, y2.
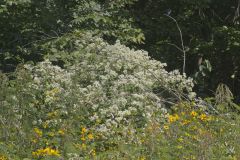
(132, 0, 240, 99)
(0, 0, 144, 71)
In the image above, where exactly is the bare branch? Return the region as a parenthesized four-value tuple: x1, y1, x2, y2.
(164, 14, 186, 74)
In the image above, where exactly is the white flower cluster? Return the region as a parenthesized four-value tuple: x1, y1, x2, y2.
(10, 33, 196, 137)
(69, 36, 195, 134)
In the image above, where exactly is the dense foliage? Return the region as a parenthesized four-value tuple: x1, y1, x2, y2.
(0, 0, 144, 71)
(132, 0, 240, 99)
(1, 0, 240, 159)
(1, 33, 240, 159)
(1, 0, 240, 99)
(0, 33, 191, 158)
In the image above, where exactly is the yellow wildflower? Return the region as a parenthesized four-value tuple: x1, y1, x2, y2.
(49, 149, 60, 156)
(47, 111, 57, 118)
(45, 88, 60, 97)
(58, 129, 65, 135)
(91, 149, 96, 156)
(31, 138, 37, 143)
(32, 151, 39, 157)
(34, 128, 43, 137)
(81, 136, 86, 141)
(48, 132, 55, 137)
(51, 88, 60, 94)
(190, 111, 197, 117)
(128, 130, 132, 135)
(46, 148, 60, 156)
(199, 114, 208, 121)
(181, 120, 191, 125)
(168, 114, 179, 123)
(174, 114, 179, 120)
(0, 155, 8, 160)
(163, 125, 169, 130)
(96, 119, 101, 124)
(168, 115, 175, 123)
(139, 157, 146, 160)
(43, 122, 48, 129)
(81, 127, 87, 134)
(87, 133, 94, 140)
(32, 147, 60, 157)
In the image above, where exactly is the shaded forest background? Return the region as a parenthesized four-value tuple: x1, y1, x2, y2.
(1, 0, 240, 101)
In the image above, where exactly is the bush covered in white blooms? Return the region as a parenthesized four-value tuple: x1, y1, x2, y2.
(25, 32, 195, 133)
(1, 32, 240, 160)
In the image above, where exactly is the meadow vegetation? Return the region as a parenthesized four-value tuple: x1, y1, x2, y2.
(1, 0, 240, 159)
(1, 33, 240, 159)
